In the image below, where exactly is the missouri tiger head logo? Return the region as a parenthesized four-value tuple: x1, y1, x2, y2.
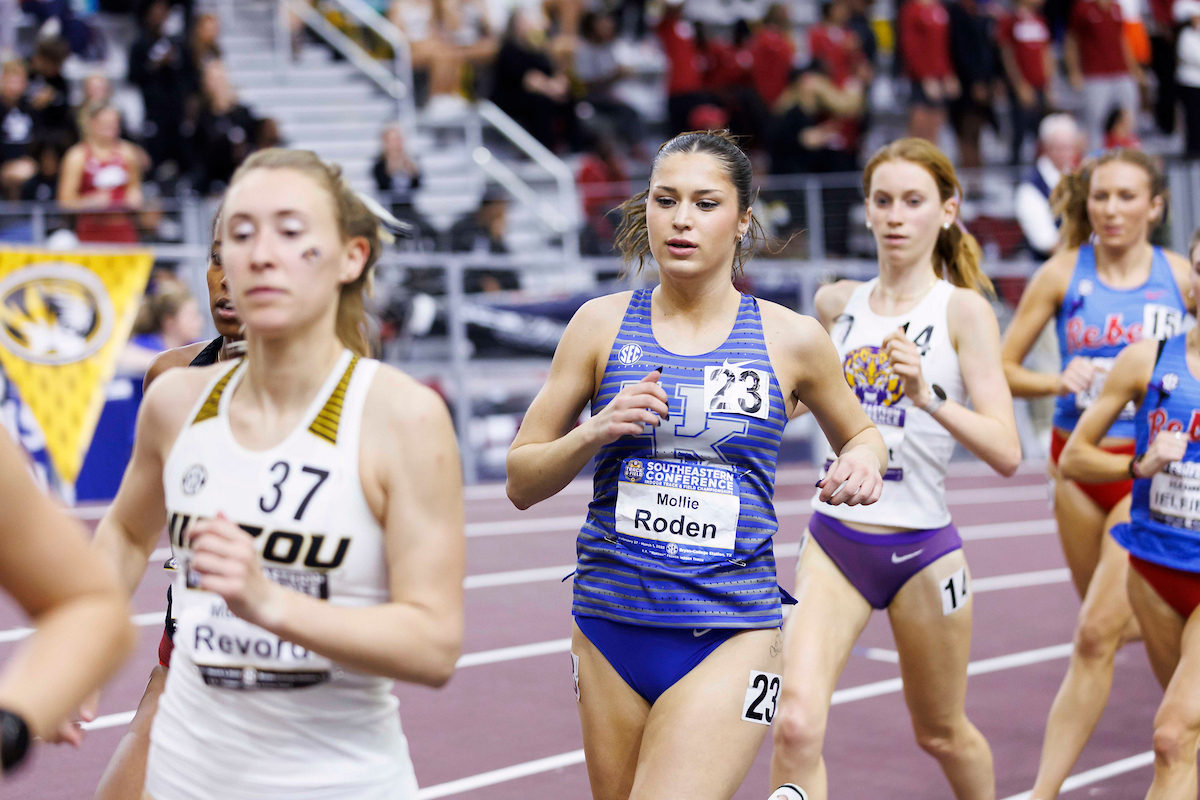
(0, 264, 113, 365)
(843, 345, 903, 406)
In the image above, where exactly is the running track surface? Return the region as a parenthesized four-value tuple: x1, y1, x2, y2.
(0, 461, 1172, 799)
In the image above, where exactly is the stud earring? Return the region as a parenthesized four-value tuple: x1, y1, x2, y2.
(866, 220, 872, 230)
(943, 221, 952, 230)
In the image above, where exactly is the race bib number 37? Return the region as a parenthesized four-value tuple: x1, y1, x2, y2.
(614, 458, 740, 562)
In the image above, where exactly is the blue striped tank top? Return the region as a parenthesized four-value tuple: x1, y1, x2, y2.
(573, 288, 789, 629)
(1113, 334, 1200, 573)
(1053, 244, 1186, 437)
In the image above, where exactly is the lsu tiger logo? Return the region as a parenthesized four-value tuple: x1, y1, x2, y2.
(843, 345, 904, 407)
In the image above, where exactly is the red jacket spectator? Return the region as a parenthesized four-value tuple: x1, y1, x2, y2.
(750, 5, 795, 106)
(704, 38, 752, 89)
(578, 149, 627, 239)
(998, 6, 1051, 90)
(900, 0, 953, 79)
(1070, 0, 1128, 76)
(809, 1, 866, 87)
(657, 9, 705, 95)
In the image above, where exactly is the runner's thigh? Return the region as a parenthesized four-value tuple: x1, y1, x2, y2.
(629, 628, 780, 800)
(572, 622, 651, 800)
(887, 549, 974, 728)
(779, 535, 873, 718)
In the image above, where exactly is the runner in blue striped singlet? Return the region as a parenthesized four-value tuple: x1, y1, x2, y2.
(507, 131, 888, 800)
(769, 139, 1022, 800)
(1057, 230, 1200, 799)
(1001, 149, 1195, 800)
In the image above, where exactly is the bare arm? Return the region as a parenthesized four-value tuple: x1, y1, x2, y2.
(783, 311, 887, 505)
(143, 342, 207, 394)
(1001, 254, 1075, 397)
(195, 376, 467, 686)
(122, 142, 144, 210)
(1165, 249, 1197, 316)
(92, 373, 190, 596)
(56, 147, 98, 210)
(1059, 340, 1156, 482)
(890, 289, 1021, 476)
(0, 430, 135, 740)
(506, 295, 668, 509)
(1064, 31, 1083, 87)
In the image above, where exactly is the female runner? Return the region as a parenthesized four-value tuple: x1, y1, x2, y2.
(506, 130, 888, 800)
(87, 148, 465, 799)
(1058, 229, 1200, 800)
(768, 138, 1021, 800)
(1000, 149, 1192, 800)
(86, 208, 245, 800)
(0, 426, 134, 776)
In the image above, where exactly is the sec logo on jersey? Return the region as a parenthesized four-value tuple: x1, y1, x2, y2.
(618, 343, 643, 365)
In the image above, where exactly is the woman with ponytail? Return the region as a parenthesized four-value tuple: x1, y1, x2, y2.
(767, 137, 1020, 800)
(507, 130, 886, 799)
(77, 148, 465, 800)
(1000, 148, 1194, 800)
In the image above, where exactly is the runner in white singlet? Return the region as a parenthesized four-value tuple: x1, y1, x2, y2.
(80, 148, 465, 800)
(767, 139, 1021, 800)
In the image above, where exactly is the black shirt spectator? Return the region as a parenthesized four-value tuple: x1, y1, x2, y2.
(19, 134, 70, 202)
(26, 37, 72, 138)
(128, 0, 198, 174)
(948, 0, 999, 168)
(0, 65, 34, 165)
(191, 61, 257, 195)
(490, 10, 577, 151)
(372, 125, 437, 246)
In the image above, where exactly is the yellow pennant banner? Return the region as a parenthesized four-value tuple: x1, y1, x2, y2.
(0, 250, 153, 485)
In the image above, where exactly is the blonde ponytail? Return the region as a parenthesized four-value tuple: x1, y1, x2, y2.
(936, 220, 992, 296)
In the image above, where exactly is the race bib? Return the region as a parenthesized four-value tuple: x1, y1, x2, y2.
(1075, 357, 1136, 419)
(614, 458, 740, 563)
(704, 362, 770, 420)
(178, 564, 334, 690)
(1144, 304, 1185, 341)
(1150, 461, 1200, 531)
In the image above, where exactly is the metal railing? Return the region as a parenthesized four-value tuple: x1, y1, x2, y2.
(472, 101, 582, 261)
(274, 0, 416, 129)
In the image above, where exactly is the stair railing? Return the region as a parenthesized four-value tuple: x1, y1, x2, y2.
(274, 0, 416, 130)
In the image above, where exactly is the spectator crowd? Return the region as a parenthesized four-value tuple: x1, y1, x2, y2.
(2, 0, 279, 244)
(4, 0, 1200, 257)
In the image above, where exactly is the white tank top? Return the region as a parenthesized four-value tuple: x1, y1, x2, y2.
(145, 350, 419, 800)
(811, 279, 966, 530)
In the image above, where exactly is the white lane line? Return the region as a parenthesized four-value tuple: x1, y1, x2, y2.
(464, 565, 571, 589)
(81, 710, 136, 731)
(973, 569, 1070, 593)
(458, 639, 571, 668)
(418, 640, 1077, 797)
(1000, 751, 1155, 800)
(71, 462, 1050, 519)
(4, 556, 1071, 649)
(0, 611, 166, 646)
(858, 647, 901, 663)
(466, 485, 1050, 538)
(960, 518, 1056, 541)
(460, 522, 1066, 593)
(417, 750, 587, 799)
